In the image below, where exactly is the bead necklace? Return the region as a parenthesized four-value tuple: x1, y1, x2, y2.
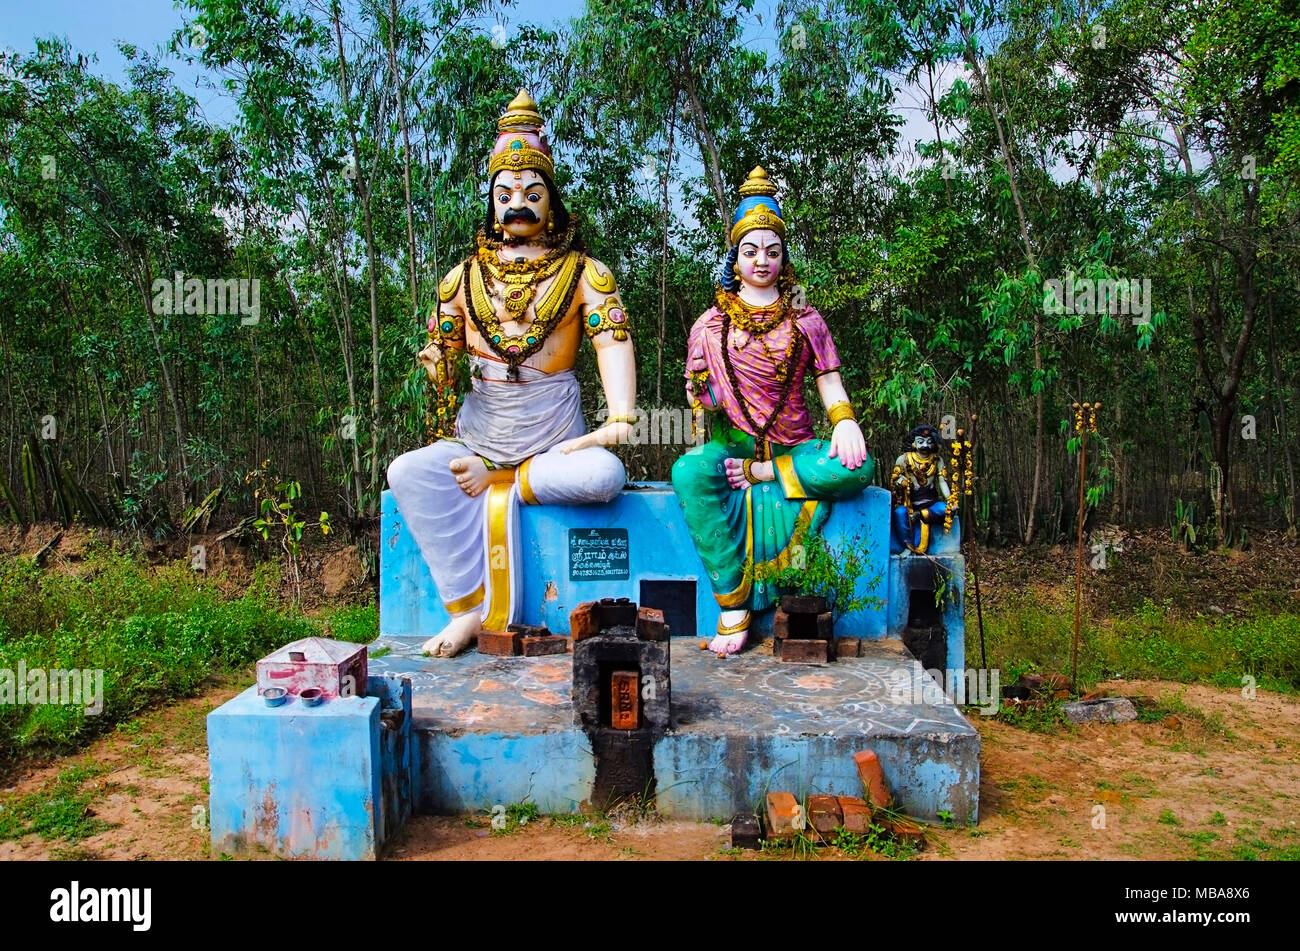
(717, 289, 804, 459)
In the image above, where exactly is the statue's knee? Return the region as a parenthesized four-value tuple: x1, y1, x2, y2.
(386, 453, 411, 492)
(670, 455, 691, 491)
(591, 451, 626, 500)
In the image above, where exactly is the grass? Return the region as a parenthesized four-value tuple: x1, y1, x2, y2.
(0, 539, 379, 762)
(976, 591, 1300, 695)
(488, 800, 541, 836)
(0, 762, 112, 843)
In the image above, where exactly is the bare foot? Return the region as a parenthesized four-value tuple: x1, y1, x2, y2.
(710, 609, 750, 655)
(449, 455, 492, 497)
(709, 632, 747, 655)
(421, 612, 482, 658)
(724, 457, 774, 490)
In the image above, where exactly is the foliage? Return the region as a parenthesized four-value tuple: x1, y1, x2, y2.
(0, 0, 1296, 548)
(749, 530, 884, 620)
(0, 540, 375, 760)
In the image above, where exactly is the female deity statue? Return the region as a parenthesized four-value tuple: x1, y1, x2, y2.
(671, 167, 874, 656)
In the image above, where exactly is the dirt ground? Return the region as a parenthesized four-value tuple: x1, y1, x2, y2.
(2, 676, 1295, 861)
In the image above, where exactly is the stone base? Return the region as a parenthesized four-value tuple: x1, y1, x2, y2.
(207, 674, 415, 861)
(368, 634, 980, 823)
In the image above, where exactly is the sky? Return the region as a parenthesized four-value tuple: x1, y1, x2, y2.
(0, 0, 956, 199)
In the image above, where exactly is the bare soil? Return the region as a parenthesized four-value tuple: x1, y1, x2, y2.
(1, 677, 1295, 861)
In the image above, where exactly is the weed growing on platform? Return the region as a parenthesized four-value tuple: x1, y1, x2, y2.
(746, 531, 884, 621)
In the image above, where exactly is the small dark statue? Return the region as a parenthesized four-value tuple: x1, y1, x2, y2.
(889, 424, 955, 554)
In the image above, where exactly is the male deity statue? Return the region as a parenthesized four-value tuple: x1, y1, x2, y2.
(386, 89, 637, 657)
(889, 424, 954, 554)
(671, 166, 874, 656)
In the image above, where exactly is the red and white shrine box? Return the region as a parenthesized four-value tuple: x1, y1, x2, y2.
(256, 637, 369, 699)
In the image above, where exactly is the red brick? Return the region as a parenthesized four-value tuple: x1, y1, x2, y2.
(835, 637, 861, 659)
(610, 671, 639, 729)
(837, 796, 873, 834)
(508, 622, 549, 638)
(635, 606, 668, 641)
(779, 639, 831, 663)
(730, 812, 762, 850)
(781, 594, 828, 615)
(520, 635, 569, 656)
(597, 597, 638, 627)
(765, 792, 801, 839)
(879, 814, 927, 850)
(808, 795, 843, 837)
(569, 601, 599, 641)
(852, 750, 893, 811)
(773, 608, 790, 639)
(477, 630, 521, 656)
(816, 611, 834, 639)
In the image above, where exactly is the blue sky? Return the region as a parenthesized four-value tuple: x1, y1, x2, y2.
(0, 0, 950, 172)
(0, 0, 593, 124)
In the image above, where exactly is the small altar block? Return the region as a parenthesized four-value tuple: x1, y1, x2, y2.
(207, 675, 416, 861)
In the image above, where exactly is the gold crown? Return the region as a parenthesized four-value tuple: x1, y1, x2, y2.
(737, 165, 778, 198)
(488, 88, 555, 179)
(488, 137, 555, 178)
(498, 88, 543, 132)
(730, 202, 786, 245)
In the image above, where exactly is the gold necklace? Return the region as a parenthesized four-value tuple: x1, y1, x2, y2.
(906, 450, 937, 481)
(466, 249, 585, 375)
(714, 288, 800, 382)
(473, 219, 580, 315)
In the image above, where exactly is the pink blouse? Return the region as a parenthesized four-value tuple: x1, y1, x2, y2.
(685, 303, 840, 447)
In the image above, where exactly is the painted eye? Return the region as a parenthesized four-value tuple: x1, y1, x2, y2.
(768, 247, 782, 258)
(497, 193, 509, 203)
(527, 192, 542, 202)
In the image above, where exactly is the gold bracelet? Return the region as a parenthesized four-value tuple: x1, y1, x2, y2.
(742, 458, 762, 486)
(827, 401, 856, 426)
(604, 413, 639, 426)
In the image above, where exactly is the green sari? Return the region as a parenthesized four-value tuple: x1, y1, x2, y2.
(671, 424, 875, 612)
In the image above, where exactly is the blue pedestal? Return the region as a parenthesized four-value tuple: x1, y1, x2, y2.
(380, 483, 893, 640)
(207, 674, 415, 861)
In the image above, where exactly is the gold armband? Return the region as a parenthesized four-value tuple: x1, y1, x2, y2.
(584, 297, 631, 341)
(827, 401, 856, 426)
(604, 413, 640, 426)
(431, 309, 465, 349)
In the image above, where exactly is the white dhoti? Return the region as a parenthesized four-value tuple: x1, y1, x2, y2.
(386, 357, 626, 629)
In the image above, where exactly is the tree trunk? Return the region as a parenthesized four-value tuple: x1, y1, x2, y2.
(334, 8, 384, 516)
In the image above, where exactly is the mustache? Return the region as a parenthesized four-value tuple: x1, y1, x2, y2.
(502, 207, 540, 225)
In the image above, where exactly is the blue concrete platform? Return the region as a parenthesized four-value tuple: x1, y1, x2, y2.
(367, 634, 980, 823)
(381, 482, 965, 671)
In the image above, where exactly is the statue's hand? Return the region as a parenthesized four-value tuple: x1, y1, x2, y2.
(418, 341, 443, 381)
(828, 419, 867, 470)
